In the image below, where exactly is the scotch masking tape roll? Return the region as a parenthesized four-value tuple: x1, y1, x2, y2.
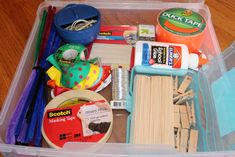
(42, 90, 113, 149)
(156, 8, 207, 52)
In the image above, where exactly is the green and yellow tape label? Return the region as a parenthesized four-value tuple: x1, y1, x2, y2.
(159, 8, 206, 36)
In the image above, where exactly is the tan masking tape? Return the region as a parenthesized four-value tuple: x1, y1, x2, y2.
(42, 90, 113, 149)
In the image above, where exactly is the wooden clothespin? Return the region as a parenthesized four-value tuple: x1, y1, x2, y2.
(179, 128, 189, 152)
(179, 105, 190, 129)
(178, 75, 192, 94)
(173, 91, 188, 103)
(188, 129, 198, 152)
(191, 101, 196, 126)
(175, 90, 194, 105)
(174, 105, 181, 128)
(186, 101, 193, 126)
(174, 127, 181, 151)
(173, 90, 193, 103)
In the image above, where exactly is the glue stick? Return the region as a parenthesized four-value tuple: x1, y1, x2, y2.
(134, 41, 207, 70)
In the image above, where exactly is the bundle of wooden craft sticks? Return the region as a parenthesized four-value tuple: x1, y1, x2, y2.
(131, 74, 198, 152)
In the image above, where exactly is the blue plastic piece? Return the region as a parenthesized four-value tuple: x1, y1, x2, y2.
(141, 43, 150, 66)
(212, 67, 235, 137)
(128, 66, 188, 96)
(125, 94, 133, 143)
(126, 66, 188, 143)
(125, 66, 208, 150)
(187, 70, 207, 151)
(97, 36, 124, 41)
(54, 4, 101, 45)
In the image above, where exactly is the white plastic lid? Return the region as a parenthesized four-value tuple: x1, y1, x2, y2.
(188, 53, 199, 69)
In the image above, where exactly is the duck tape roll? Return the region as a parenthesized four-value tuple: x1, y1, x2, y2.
(156, 8, 207, 52)
(42, 90, 113, 149)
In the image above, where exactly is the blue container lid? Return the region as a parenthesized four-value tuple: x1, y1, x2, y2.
(55, 4, 99, 27)
(54, 4, 101, 45)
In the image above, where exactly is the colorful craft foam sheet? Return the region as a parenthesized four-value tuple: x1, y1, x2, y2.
(46, 44, 104, 89)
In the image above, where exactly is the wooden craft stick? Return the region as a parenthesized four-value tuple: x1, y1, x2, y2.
(191, 101, 196, 126)
(137, 75, 145, 144)
(173, 76, 178, 96)
(132, 75, 142, 144)
(180, 105, 190, 129)
(140, 75, 150, 144)
(167, 76, 175, 146)
(188, 129, 198, 152)
(160, 76, 166, 144)
(186, 101, 193, 125)
(142, 76, 151, 144)
(161, 76, 174, 146)
(174, 105, 181, 128)
(132, 75, 174, 146)
(151, 76, 162, 144)
(179, 129, 189, 152)
(178, 75, 192, 94)
(132, 75, 151, 144)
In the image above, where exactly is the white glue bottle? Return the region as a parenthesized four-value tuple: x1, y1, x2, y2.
(134, 41, 207, 69)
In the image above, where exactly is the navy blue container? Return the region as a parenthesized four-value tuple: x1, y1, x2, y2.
(54, 4, 101, 45)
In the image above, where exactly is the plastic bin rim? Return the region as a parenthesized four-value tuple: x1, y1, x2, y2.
(44, 0, 205, 4)
(38, 0, 208, 15)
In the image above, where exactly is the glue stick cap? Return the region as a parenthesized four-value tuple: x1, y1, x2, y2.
(188, 53, 207, 69)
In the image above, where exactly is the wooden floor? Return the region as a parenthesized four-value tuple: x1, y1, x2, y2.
(0, 0, 234, 154)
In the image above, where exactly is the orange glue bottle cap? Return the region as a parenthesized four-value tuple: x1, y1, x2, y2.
(188, 53, 208, 69)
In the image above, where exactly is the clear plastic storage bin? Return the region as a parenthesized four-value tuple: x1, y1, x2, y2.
(1, 0, 235, 156)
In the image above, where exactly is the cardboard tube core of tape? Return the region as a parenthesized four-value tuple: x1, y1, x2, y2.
(156, 8, 207, 53)
(42, 90, 113, 149)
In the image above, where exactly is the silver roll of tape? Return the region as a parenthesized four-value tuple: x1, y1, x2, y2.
(111, 68, 129, 101)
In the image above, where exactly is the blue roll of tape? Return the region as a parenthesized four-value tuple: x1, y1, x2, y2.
(54, 4, 101, 45)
